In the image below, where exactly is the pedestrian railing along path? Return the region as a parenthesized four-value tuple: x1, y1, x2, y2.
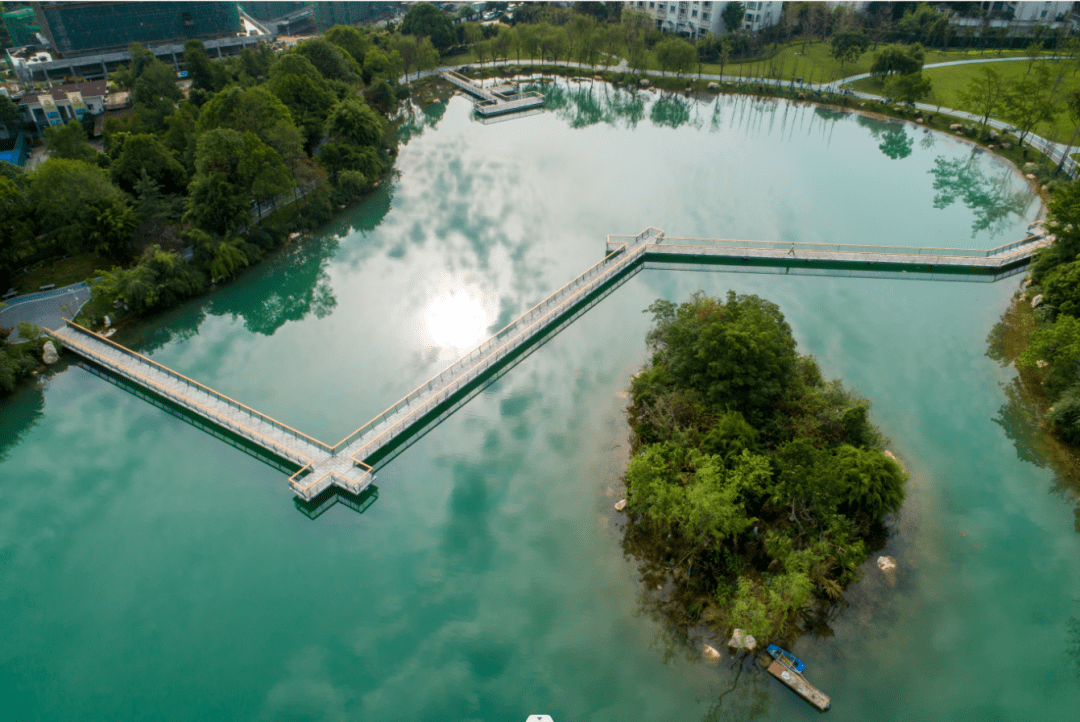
(48, 225, 1049, 506)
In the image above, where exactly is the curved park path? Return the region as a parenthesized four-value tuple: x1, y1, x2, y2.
(0, 282, 91, 342)
(405, 54, 1075, 174)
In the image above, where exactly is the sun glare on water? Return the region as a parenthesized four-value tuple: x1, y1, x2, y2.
(422, 289, 492, 352)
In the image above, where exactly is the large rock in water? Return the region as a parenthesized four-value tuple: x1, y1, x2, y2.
(42, 340, 59, 364)
(727, 628, 757, 651)
(702, 644, 722, 665)
(877, 555, 898, 587)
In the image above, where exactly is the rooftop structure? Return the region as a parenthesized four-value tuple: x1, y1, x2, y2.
(3, 7, 43, 47)
(13, 79, 109, 128)
(35, 1, 242, 58)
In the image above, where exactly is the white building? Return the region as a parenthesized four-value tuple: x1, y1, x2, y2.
(626, 1, 781, 38)
(740, 1, 782, 33)
(1005, 1, 1072, 23)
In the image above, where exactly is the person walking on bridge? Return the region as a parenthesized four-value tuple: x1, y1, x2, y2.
(787, 242, 796, 258)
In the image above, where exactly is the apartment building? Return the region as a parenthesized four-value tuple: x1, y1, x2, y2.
(626, 1, 781, 37)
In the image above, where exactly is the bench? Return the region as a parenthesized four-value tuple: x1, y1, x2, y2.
(2, 289, 17, 300)
(39, 284, 55, 291)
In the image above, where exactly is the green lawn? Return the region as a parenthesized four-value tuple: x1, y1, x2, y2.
(10, 252, 103, 295)
(850, 58, 1080, 143)
(696, 41, 1052, 83)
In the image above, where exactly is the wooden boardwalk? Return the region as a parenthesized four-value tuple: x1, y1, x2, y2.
(48, 225, 1049, 504)
(439, 70, 545, 117)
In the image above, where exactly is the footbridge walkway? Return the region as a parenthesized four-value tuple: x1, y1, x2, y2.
(47, 225, 1050, 503)
(439, 70, 545, 117)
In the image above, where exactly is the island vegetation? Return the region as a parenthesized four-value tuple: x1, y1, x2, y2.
(622, 292, 906, 643)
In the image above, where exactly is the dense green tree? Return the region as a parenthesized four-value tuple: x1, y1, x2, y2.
(1042, 261, 1080, 318)
(294, 38, 361, 83)
(401, 2, 456, 51)
(42, 120, 100, 164)
(1002, 64, 1058, 146)
(91, 246, 204, 315)
(722, 1, 746, 33)
(268, 56, 337, 150)
(184, 39, 227, 92)
(0, 177, 35, 289)
(324, 25, 371, 66)
(643, 291, 797, 425)
(0, 96, 21, 135)
(830, 31, 870, 71)
(361, 46, 404, 84)
(318, 142, 383, 181)
(196, 85, 303, 160)
(884, 71, 932, 105)
(1032, 181, 1080, 283)
(958, 66, 1004, 127)
(871, 43, 925, 78)
(110, 133, 188, 194)
(654, 36, 697, 77)
(1021, 314, 1080, 401)
(28, 158, 130, 255)
(325, 99, 385, 147)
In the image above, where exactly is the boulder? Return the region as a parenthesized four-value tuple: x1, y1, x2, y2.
(987, 144, 997, 150)
(1003, 142, 1013, 149)
(702, 644, 722, 665)
(915, 117, 923, 123)
(727, 629, 757, 651)
(1026, 173, 1037, 180)
(103, 315, 111, 328)
(639, 78, 651, 87)
(1032, 294, 1043, 308)
(614, 498, 627, 512)
(42, 340, 59, 365)
(883, 449, 905, 472)
(949, 123, 962, 130)
(989, 130, 1000, 140)
(707, 81, 719, 90)
(1025, 161, 1036, 167)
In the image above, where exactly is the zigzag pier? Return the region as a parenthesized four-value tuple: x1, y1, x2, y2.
(45, 225, 1050, 511)
(439, 69, 545, 117)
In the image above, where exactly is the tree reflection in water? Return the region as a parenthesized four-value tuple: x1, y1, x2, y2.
(930, 154, 1032, 237)
(878, 129, 914, 160)
(0, 383, 44, 464)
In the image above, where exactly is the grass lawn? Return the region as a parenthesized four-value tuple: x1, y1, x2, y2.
(690, 41, 1051, 83)
(850, 58, 1080, 143)
(10, 252, 103, 295)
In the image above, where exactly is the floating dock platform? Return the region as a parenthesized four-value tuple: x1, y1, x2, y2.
(767, 659, 832, 711)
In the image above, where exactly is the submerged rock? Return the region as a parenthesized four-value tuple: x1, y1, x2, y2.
(614, 498, 627, 512)
(42, 341, 59, 364)
(702, 644, 722, 664)
(877, 555, 898, 587)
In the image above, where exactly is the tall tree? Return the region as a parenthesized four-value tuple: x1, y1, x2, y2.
(830, 31, 870, 72)
(722, 2, 746, 34)
(42, 120, 100, 164)
(401, 2, 456, 51)
(654, 36, 697, 77)
(957, 66, 1004, 127)
(1002, 64, 1058, 145)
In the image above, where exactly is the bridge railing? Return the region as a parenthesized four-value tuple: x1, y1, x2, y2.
(651, 236, 1047, 258)
(334, 245, 645, 455)
(986, 233, 1047, 257)
(344, 244, 649, 462)
(57, 320, 335, 456)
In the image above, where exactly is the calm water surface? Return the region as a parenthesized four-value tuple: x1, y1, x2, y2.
(2, 84, 1078, 721)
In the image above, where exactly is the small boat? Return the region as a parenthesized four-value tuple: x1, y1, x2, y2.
(767, 644, 805, 673)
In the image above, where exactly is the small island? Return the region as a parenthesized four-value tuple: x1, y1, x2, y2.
(622, 291, 906, 645)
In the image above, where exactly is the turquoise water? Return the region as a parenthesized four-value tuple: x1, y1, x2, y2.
(2, 85, 1077, 720)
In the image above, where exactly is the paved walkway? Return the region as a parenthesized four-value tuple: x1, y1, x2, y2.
(0, 282, 91, 342)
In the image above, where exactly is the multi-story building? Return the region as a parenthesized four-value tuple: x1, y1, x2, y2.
(6, 2, 264, 85)
(740, 1, 781, 32)
(314, 1, 401, 33)
(14, 79, 108, 129)
(626, 1, 780, 38)
(34, 1, 242, 58)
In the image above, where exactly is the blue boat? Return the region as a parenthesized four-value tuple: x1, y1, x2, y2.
(767, 644, 806, 674)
